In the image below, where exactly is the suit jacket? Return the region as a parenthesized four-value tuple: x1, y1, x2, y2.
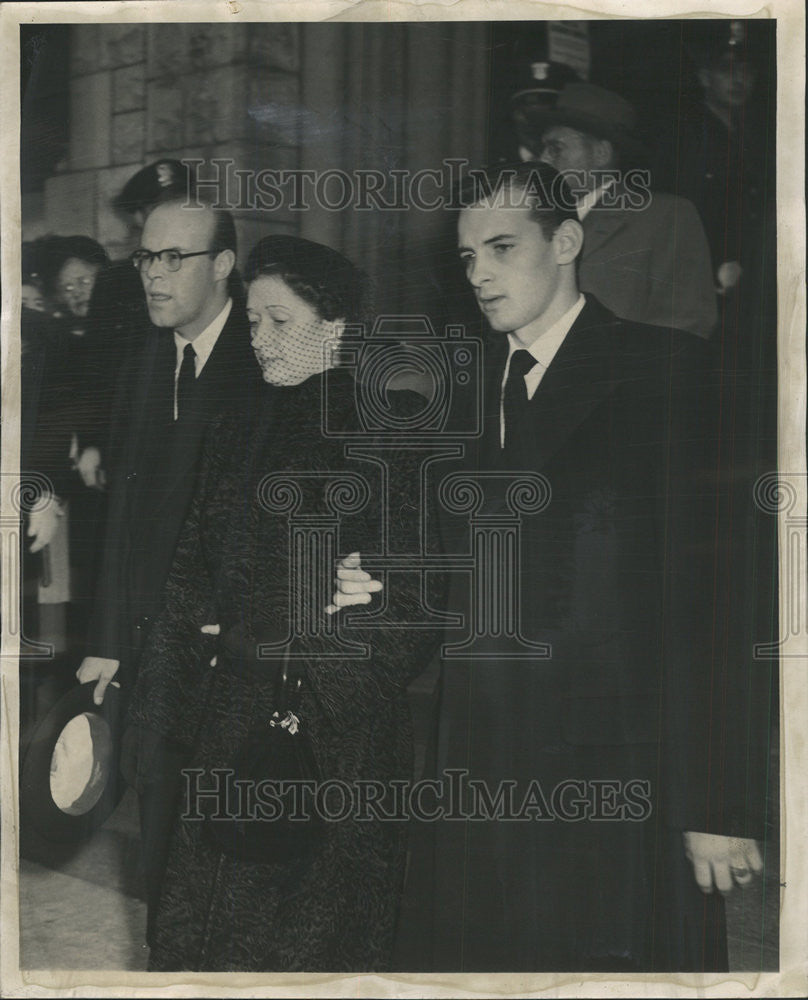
(579, 187, 717, 339)
(419, 297, 774, 971)
(87, 303, 263, 683)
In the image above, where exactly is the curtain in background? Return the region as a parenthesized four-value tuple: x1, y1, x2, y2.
(299, 22, 491, 319)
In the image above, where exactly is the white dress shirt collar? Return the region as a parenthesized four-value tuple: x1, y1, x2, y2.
(173, 298, 232, 377)
(172, 298, 232, 419)
(500, 293, 586, 446)
(577, 178, 617, 221)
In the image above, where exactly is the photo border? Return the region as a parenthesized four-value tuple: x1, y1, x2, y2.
(1, 1, 805, 996)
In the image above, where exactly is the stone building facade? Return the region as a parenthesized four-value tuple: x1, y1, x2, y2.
(27, 21, 489, 314)
(38, 23, 303, 261)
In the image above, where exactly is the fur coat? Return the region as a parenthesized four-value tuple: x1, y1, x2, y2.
(130, 369, 443, 971)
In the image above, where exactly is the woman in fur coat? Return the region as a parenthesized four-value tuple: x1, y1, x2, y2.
(129, 235, 442, 971)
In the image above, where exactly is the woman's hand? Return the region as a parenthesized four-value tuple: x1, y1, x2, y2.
(325, 552, 383, 615)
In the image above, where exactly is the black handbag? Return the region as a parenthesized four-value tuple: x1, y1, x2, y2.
(202, 656, 324, 865)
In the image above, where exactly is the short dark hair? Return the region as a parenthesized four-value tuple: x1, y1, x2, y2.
(244, 235, 367, 325)
(58, 235, 111, 269)
(38, 234, 110, 296)
(458, 161, 579, 241)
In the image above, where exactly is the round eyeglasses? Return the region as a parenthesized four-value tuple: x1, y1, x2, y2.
(130, 248, 215, 272)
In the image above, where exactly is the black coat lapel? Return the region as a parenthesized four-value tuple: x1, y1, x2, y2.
(503, 299, 626, 471)
(474, 333, 509, 470)
(128, 329, 175, 471)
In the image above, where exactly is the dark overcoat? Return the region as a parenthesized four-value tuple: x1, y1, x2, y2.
(129, 370, 444, 971)
(87, 303, 262, 679)
(410, 297, 774, 971)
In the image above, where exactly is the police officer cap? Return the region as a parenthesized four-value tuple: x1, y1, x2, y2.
(114, 159, 197, 215)
(510, 60, 582, 106)
(687, 19, 768, 70)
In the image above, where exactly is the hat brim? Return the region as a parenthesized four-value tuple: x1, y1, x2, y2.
(510, 86, 563, 103)
(20, 682, 126, 859)
(516, 104, 649, 162)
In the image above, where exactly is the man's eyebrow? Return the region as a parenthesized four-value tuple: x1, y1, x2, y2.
(458, 233, 519, 252)
(483, 233, 518, 244)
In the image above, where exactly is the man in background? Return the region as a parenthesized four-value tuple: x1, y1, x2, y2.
(666, 21, 774, 307)
(515, 81, 718, 339)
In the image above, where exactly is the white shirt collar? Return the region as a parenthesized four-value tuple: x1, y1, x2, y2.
(506, 293, 586, 376)
(577, 178, 617, 221)
(501, 293, 586, 446)
(173, 298, 232, 375)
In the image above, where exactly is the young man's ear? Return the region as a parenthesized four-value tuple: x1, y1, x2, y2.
(213, 249, 236, 283)
(554, 219, 584, 265)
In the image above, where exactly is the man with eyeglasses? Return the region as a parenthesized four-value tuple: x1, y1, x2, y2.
(76, 198, 261, 945)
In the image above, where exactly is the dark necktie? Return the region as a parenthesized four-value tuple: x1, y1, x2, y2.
(502, 349, 537, 451)
(176, 342, 196, 420)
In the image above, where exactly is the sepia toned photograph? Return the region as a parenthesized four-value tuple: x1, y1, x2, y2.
(1, 2, 805, 996)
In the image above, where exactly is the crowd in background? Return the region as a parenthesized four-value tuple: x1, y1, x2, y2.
(20, 174, 175, 722)
(19, 17, 776, 730)
(16, 17, 778, 974)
